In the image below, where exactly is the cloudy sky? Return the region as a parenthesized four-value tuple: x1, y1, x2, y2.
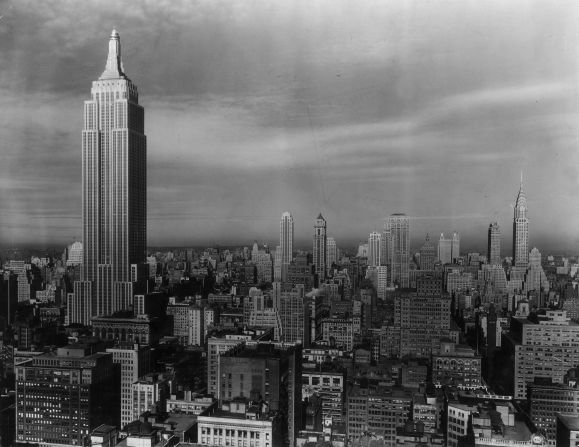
(1, 0, 578, 253)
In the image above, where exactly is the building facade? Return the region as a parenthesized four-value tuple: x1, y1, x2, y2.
(313, 214, 327, 282)
(72, 30, 147, 325)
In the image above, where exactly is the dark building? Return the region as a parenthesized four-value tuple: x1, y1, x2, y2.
(219, 342, 302, 447)
(15, 344, 119, 445)
(0, 271, 17, 328)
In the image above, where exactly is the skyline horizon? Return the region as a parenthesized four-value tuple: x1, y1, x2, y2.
(1, 1, 578, 254)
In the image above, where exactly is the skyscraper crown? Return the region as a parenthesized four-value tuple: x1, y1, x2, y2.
(100, 29, 126, 80)
(515, 172, 527, 209)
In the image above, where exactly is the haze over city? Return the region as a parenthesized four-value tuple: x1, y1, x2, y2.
(1, 0, 578, 253)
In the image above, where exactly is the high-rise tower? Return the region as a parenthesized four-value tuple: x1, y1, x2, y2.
(313, 214, 327, 282)
(72, 30, 147, 325)
(280, 212, 294, 282)
(513, 177, 529, 267)
(419, 233, 435, 270)
(388, 214, 410, 288)
(488, 222, 501, 265)
(368, 231, 381, 267)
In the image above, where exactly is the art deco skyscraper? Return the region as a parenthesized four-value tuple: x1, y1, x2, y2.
(280, 212, 294, 281)
(488, 222, 501, 265)
(388, 214, 410, 288)
(313, 214, 327, 282)
(419, 233, 435, 270)
(72, 30, 147, 324)
(368, 231, 381, 267)
(513, 178, 529, 267)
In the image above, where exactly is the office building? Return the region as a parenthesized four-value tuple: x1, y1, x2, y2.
(207, 334, 252, 398)
(513, 177, 529, 267)
(131, 373, 170, 422)
(488, 222, 501, 266)
(556, 414, 579, 447)
(438, 233, 452, 264)
(368, 231, 381, 267)
(388, 214, 410, 288)
(219, 342, 302, 447)
(419, 234, 436, 270)
(279, 284, 307, 344)
(106, 343, 151, 428)
(347, 384, 412, 444)
(198, 399, 282, 447)
(280, 212, 294, 282)
(326, 237, 338, 275)
(432, 340, 482, 388)
(313, 214, 327, 282)
(166, 303, 205, 346)
(394, 290, 455, 357)
(72, 30, 147, 325)
(15, 344, 119, 445)
(529, 369, 579, 446)
(452, 231, 460, 262)
(510, 310, 579, 399)
(302, 368, 346, 424)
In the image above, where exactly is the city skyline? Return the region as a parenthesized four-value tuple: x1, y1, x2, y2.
(1, 1, 578, 253)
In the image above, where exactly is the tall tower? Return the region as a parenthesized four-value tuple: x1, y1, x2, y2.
(326, 236, 338, 275)
(419, 233, 435, 270)
(451, 231, 460, 262)
(513, 176, 529, 267)
(388, 214, 410, 288)
(280, 212, 294, 282)
(488, 222, 501, 265)
(313, 214, 327, 282)
(72, 30, 147, 324)
(368, 231, 381, 267)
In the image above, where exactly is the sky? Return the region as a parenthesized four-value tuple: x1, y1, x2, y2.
(0, 0, 578, 253)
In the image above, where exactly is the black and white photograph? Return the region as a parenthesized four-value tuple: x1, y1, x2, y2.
(0, 1, 578, 446)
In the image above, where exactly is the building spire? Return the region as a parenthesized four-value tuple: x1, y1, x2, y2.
(100, 29, 125, 80)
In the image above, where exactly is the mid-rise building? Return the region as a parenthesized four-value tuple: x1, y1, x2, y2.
(529, 368, 579, 446)
(432, 340, 482, 388)
(106, 343, 151, 428)
(510, 310, 579, 399)
(131, 373, 170, 422)
(15, 344, 119, 445)
(321, 318, 354, 351)
(166, 303, 205, 346)
(347, 385, 412, 445)
(219, 342, 302, 447)
(302, 367, 346, 424)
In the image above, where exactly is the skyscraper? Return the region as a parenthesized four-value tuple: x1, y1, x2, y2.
(72, 30, 147, 324)
(437, 233, 452, 264)
(419, 233, 435, 270)
(326, 236, 338, 274)
(280, 212, 294, 282)
(488, 222, 501, 265)
(513, 177, 529, 267)
(368, 231, 381, 267)
(451, 231, 460, 262)
(388, 214, 410, 288)
(313, 213, 327, 282)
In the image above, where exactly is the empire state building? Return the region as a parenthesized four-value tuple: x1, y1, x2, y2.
(71, 30, 147, 325)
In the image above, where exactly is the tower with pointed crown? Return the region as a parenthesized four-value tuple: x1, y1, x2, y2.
(71, 30, 147, 324)
(313, 213, 327, 283)
(512, 175, 529, 267)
